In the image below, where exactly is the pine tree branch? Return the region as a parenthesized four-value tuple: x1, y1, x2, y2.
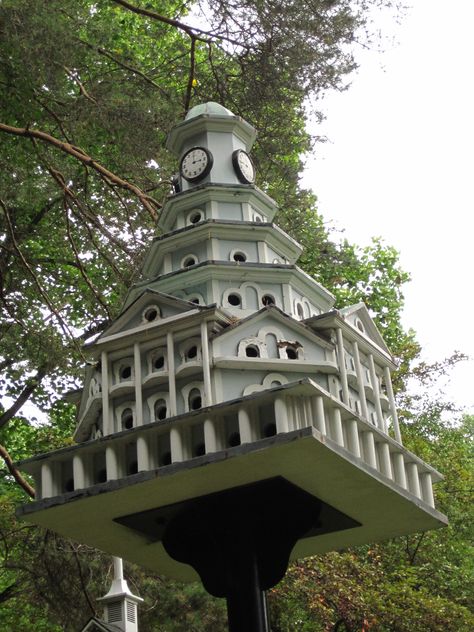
(0, 122, 161, 221)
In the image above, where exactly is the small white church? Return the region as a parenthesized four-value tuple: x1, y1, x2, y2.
(18, 104, 447, 627)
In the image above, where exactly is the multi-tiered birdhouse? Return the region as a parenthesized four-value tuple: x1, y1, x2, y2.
(18, 103, 446, 603)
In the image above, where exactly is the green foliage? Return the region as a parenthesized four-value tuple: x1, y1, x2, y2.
(0, 1, 471, 631)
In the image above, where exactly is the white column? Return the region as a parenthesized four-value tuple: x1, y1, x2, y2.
(238, 408, 253, 444)
(201, 321, 213, 407)
(170, 427, 183, 462)
(346, 419, 361, 457)
(204, 417, 218, 452)
(73, 454, 87, 490)
(361, 431, 377, 468)
(101, 351, 111, 435)
(134, 342, 143, 426)
(167, 332, 177, 416)
(282, 284, 292, 314)
(406, 462, 421, 497)
(383, 366, 402, 444)
(257, 241, 268, 263)
(163, 253, 172, 274)
(274, 396, 289, 434)
(329, 408, 344, 446)
(368, 353, 385, 431)
(352, 341, 369, 421)
(336, 328, 350, 405)
(209, 237, 219, 259)
(41, 462, 55, 498)
(420, 472, 435, 507)
(377, 442, 393, 479)
(106, 445, 120, 480)
(312, 396, 327, 434)
(392, 452, 407, 489)
(137, 435, 150, 471)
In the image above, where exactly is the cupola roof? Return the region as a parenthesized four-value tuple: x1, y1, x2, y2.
(185, 101, 233, 120)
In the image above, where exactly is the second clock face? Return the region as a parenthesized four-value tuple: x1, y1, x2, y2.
(232, 149, 255, 184)
(180, 147, 213, 182)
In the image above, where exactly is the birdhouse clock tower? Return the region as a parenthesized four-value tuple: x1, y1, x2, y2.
(18, 103, 447, 632)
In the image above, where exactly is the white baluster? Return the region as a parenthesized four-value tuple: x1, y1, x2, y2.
(73, 454, 87, 490)
(346, 418, 361, 457)
(106, 445, 120, 480)
(170, 426, 183, 462)
(361, 431, 377, 468)
(330, 408, 344, 447)
(406, 462, 421, 497)
(204, 417, 218, 452)
(420, 472, 435, 507)
(274, 396, 289, 434)
(377, 442, 393, 479)
(137, 435, 150, 471)
(392, 453, 407, 489)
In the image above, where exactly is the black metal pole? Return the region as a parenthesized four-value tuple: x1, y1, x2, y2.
(225, 549, 268, 632)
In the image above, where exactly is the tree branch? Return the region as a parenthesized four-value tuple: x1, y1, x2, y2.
(184, 36, 197, 114)
(0, 443, 36, 498)
(0, 366, 48, 432)
(110, 0, 247, 48)
(0, 122, 161, 221)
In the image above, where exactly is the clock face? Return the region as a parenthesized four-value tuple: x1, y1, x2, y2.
(180, 147, 213, 182)
(232, 149, 255, 184)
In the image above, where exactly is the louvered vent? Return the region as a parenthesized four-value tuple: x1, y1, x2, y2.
(126, 600, 136, 623)
(107, 600, 122, 623)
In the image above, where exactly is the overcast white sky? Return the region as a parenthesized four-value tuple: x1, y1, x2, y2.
(302, 0, 474, 413)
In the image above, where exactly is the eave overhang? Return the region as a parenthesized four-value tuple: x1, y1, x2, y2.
(158, 184, 278, 231)
(141, 220, 303, 278)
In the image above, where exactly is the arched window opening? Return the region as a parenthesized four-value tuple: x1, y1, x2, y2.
(296, 303, 304, 319)
(153, 355, 165, 371)
(286, 346, 298, 360)
(189, 388, 202, 411)
(355, 318, 365, 333)
(64, 478, 75, 493)
(121, 408, 134, 430)
(190, 297, 200, 304)
(143, 306, 159, 322)
(228, 293, 242, 307)
(233, 251, 247, 262)
(189, 211, 202, 224)
(246, 344, 260, 358)
(186, 345, 198, 360)
(193, 443, 206, 457)
(262, 294, 275, 306)
(160, 451, 172, 466)
(120, 365, 132, 381)
(154, 399, 167, 421)
(263, 423, 277, 438)
(128, 460, 138, 475)
(183, 256, 196, 268)
(228, 432, 241, 447)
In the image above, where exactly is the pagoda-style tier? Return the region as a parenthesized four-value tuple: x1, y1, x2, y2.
(156, 184, 278, 233)
(17, 102, 447, 590)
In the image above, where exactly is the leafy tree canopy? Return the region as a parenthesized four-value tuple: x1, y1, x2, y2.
(0, 1, 471, 631)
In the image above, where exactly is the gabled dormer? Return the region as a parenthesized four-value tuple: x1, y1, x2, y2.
(339, 302, 390, 354)
(102, 290, 203, 340)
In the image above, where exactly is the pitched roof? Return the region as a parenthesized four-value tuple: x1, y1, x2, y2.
(79, 617, 122, 632)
